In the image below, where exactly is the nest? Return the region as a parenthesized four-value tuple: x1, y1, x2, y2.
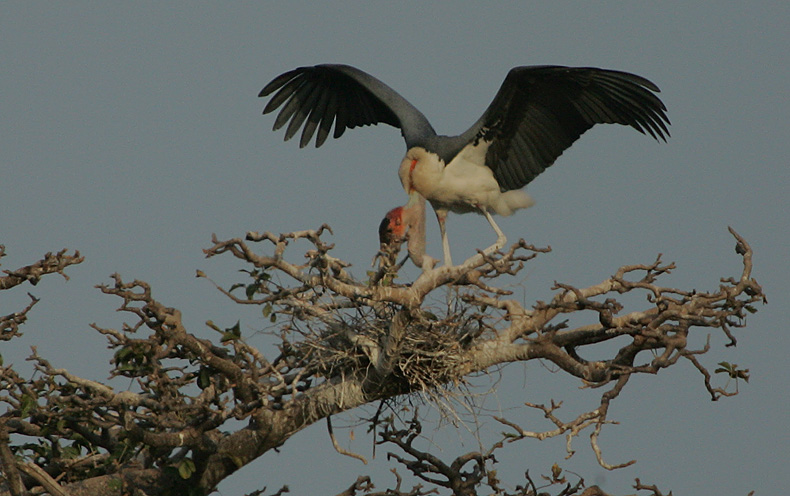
(288, 301, 486, 395)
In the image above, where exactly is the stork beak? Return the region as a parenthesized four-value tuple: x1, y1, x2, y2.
(404, 188, 422, 208)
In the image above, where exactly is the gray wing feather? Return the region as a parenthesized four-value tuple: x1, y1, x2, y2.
(458, 66, 671, 192)
(260, 64, 436, 149)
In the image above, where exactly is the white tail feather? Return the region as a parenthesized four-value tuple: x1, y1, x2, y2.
(492, 190, 534, 216)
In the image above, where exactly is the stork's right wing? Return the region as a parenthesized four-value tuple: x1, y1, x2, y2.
(260, 64, 436, 149)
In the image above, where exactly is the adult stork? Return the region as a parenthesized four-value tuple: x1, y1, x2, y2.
(259, 64, 670, 265)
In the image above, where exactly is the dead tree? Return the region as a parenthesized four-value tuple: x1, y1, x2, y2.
(0, 227, 764, 496)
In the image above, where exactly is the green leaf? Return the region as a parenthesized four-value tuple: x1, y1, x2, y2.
(551, 462, 564, 481)
(715, 361, 750, 382)
(62, 445, 81, 459)
(114, 347, 133, 363)
(198, 367, 211, 390)
(20, 394, 36, 418)
(245, 283, 260, 300)
(421, 311, 439, 320)
(229, 454, 245, 468)
(178, 458, 196, 479)
(262, 303, 273, 317)
(221, 321, 242, 342)
(715, 361, 733, 374)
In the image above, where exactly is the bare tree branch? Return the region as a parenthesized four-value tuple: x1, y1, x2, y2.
(0, 228, 764, 496)
(0, 248, 83, 290)
(328, 415, 368, 464)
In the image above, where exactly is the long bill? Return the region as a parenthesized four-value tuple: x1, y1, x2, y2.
(402, 191, 438, 270)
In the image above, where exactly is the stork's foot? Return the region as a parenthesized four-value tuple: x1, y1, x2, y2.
(482, 233, 507, 256)
(455, 234, 508, 268)
(479, 207, 507, 256)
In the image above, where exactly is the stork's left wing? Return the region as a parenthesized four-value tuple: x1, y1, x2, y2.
(458, 66, 670, 192)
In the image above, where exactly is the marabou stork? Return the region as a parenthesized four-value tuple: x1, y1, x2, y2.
(259, 64, 670, 266)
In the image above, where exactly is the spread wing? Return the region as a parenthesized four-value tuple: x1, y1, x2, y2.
(459, 66, 670, 191)
(260, 64, 436, 149)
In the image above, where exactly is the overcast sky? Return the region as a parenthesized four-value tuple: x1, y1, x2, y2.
(2, 3, 788, 495)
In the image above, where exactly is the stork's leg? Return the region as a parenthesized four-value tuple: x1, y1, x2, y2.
(436, 210, 453, 266)
(481, 207, 507, 255)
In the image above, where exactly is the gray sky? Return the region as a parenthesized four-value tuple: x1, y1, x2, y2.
(2, 2, 788, 495)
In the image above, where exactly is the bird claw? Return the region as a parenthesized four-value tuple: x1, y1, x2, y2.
(482, 234, 507, 255)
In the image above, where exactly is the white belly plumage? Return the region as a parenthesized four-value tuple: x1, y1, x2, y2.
(431, 152, 534, 216)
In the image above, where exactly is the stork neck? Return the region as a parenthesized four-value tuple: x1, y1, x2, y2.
(401, 148, 444, 198)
